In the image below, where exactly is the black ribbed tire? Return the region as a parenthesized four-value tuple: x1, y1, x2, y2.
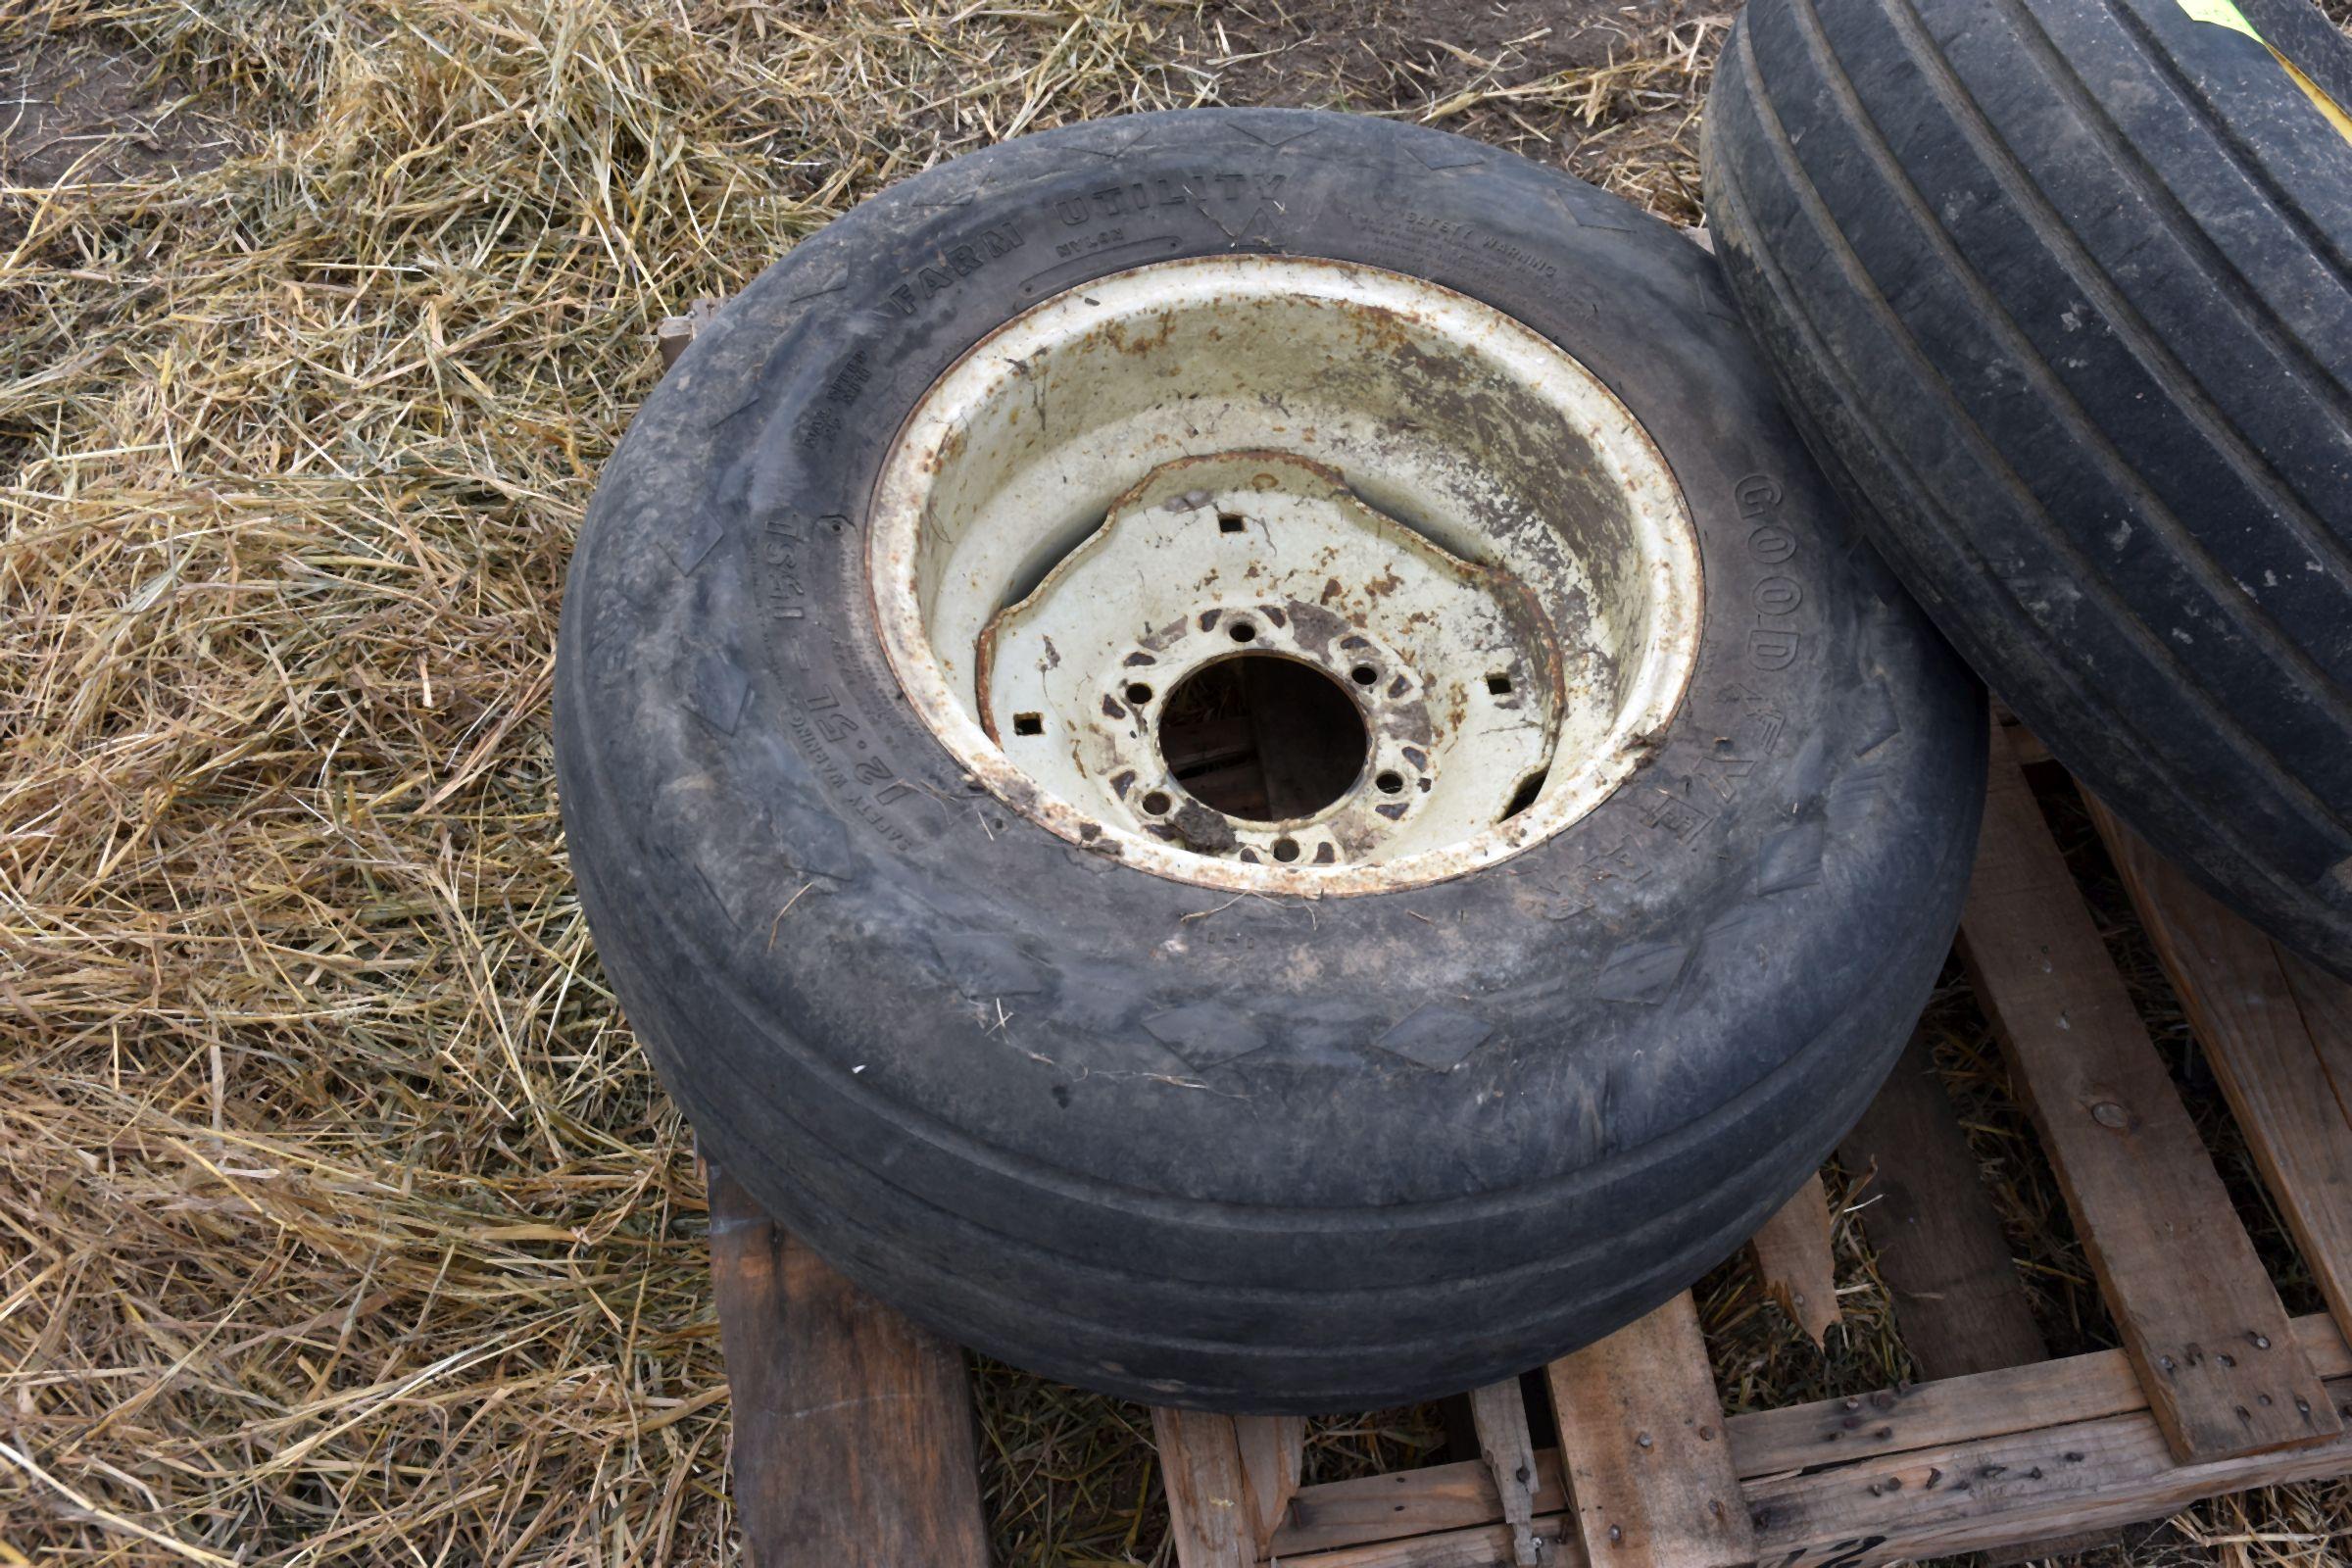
(1703, 0, 2352, 976)
(558, 108, 1986, 1412)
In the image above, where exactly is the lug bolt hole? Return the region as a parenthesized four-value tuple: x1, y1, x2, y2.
(1272, 838, 1301, 863)
(1349, 663, 1377, 686)
(1486, 671, 1513, 696)
(1012, 712, 1044, 736)
(1229, 621, 1256, 643)
(1217, 512, 1247, 534)
(1376, 770, 1404, 795)
(1125, 682, 1154, 706)
(1140, 790, 1172, 816)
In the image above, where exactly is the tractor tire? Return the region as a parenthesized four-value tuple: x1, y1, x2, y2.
(1704, 0, 2352, 976)
(558, 108, 1985, 1411)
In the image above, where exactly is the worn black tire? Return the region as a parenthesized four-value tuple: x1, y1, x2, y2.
(555, 109, 1984, 1411)
(1704, 0, 2352, 977)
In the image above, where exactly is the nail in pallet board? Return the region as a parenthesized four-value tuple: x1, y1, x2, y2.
(704, 722, 2352, 1567)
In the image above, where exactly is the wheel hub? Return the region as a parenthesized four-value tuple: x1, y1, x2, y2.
(978, 450, 1562, 868)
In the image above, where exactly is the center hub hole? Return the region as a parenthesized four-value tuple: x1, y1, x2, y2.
(1156, 654, 1369, 824)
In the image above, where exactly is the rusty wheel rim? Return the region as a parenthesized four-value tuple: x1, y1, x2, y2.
(868, 256, 1703, 895)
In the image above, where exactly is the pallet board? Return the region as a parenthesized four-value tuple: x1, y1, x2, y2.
(707, 1169, 990, 1568)
(1468, 1380, 1544, 1566)
(707, 725, 2352, 1567)
(1155, 1406, 1269, 1567)
(1838, 1029, 2120, 1565)
(2085, 794, 2352, 1351)
(1959, 728, 2335, 1463)
(1546, 1292, 1754, 1568)
(1838, 1034, 2047, 1380)
(1255, 1316, 2352, 1568)
(1746, 1175, 1840, 1350)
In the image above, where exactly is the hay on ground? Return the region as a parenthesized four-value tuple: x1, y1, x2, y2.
(3, 0, 2347, 1562)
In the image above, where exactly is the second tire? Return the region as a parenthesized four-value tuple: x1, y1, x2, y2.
(1704, 0, 2352, 976)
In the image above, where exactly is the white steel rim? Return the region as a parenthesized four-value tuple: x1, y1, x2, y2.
(867, 256, 1703, 896)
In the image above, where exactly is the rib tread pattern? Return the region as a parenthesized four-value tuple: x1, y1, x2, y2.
(1704, 0, 2352, 961)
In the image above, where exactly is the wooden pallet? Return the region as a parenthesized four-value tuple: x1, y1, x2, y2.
(704, 722, 2352, 1567)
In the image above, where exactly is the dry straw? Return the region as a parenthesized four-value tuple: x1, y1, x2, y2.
(2, 0, 2346, 1561)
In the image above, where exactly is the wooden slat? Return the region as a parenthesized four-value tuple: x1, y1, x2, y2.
(1152, 1407, 1257, 1568)
(1745, 1371, 2352, 1568)
(2087, 795, 2352, 1351)
(1234, 1414, 1305, 1553)
(2281, 949, 2352, 1070)
(1839, 1034, 2047, 1378)
(655, 296, 723, 370)
(1274, 1452, 1568, 1558)
(2284, 946, 2352, 1136)
(1469, 1380, 1543, 1566)
(1545, 1293, 1754, 1568)
(706, 1169, 990, 1568)
(1747, 1173, 1841, 1348)
(1273, 1316, 2352, 1563)
(1283, 1375, 2352, 1568)
(1957, 727, 2336, 1462)
(1734, 1310, 2352, 1481)
(1838, 1034, 2126, 1564)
